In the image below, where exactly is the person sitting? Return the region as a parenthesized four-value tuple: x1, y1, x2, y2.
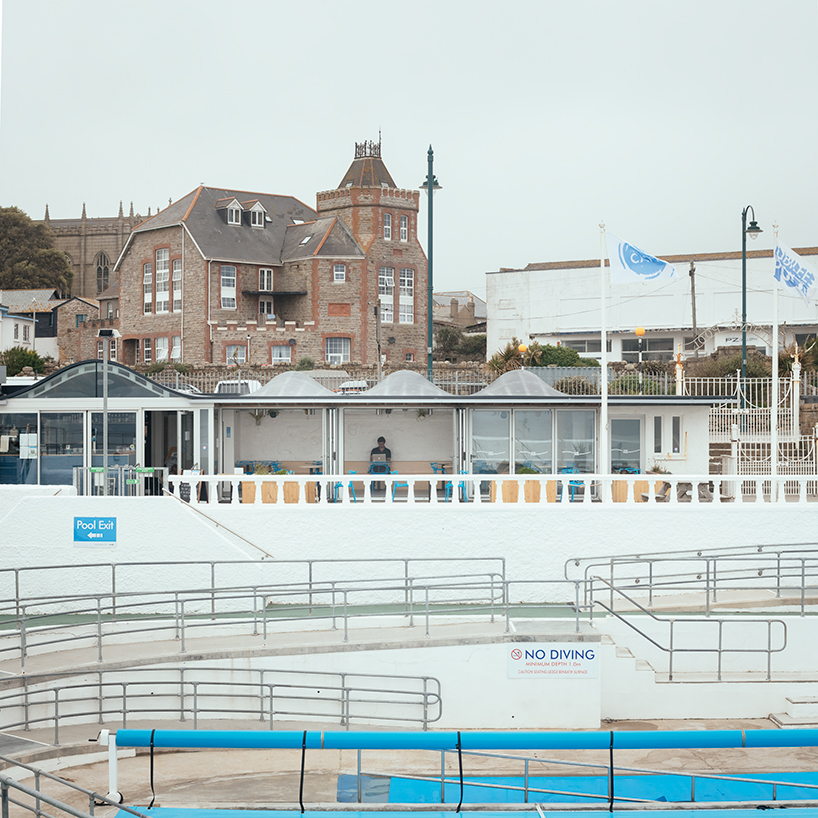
(370, 436, 392, 481)
(370, 437, 391, 468)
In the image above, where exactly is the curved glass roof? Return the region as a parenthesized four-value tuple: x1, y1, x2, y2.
(9, 361, 182, 400)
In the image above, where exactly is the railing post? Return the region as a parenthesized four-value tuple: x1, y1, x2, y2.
(717, 621, 723, 681)
(180, 601, 186, 653)
(34, 771, 41, 818)
(343, 590, 349, 643)
(211, 562, 216, 620)
(97, 597, 104, 663)
(524, 758, 529, 803)
(19, 604, 27, 672)
(53, 688, 60, 746)
(192, 681, 198, 729)
(489, 574, 495, 623)
(357, 749, 363, 803)
(180, 668, 187, 722)
(98, 670, 104, 724)
(669, 621, 674, 681)
(2, 780, 9, 818)
(425, 586, 430, 638)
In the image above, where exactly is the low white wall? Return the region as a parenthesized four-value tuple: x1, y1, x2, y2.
(1, 494, 817, 600)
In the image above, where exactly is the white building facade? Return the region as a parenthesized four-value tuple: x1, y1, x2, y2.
(487, 246, 818, 362)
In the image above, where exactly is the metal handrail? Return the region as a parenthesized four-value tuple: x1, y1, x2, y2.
(590, 576, 787, 680)
(0, 666, 443, 742)
(567, 545, 818, 614)
(0, 556, 506, 615)
(361, 746, 818, 805)
(0, 754, 150, 818)
(0, 575, 510, 670)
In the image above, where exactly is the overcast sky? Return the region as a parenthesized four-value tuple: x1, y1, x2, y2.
(1, 0, 816, 300)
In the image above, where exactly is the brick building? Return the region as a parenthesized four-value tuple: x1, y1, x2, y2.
(108, 141, 427, 368)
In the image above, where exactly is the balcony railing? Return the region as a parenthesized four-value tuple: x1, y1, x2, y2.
(164, 472, 818, 507)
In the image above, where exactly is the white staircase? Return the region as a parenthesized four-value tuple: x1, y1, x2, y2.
(770, 697, 818, 728)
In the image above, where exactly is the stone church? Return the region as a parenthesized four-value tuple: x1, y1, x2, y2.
(38, 202, 145, 301)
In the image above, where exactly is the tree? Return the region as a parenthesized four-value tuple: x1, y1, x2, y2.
(0, 346, 45, 376)
(0, 207, 73, 293)
(457, 333, 486, 360)
(434, 326, 463, 359)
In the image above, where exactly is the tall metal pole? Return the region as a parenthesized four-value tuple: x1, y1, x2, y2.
(102, 341, 109, 497)
(689, 261, 699, 358)
(741, 207, 748, 409)
(425, 146, 434, 382)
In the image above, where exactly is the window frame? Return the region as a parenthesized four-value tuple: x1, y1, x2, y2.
(259, 299, 274, 316)
(156, 336, 169, 362)
(143, 263, 153, 314)
(383, 213, 392, 241)
(270, 344, 292, 363)
(227, 207, 241, 225)
(333, 264, 346, 283)
(155, 249, 170, 314)
(172, 259, 182, 312)
(259, 268, 274, 291)
(400, 214, 408, 242)
(171, 336, 181, 362)
(225, 344, 247, 365)
(143, 338, 152, 364)
(379, 266, 395, 323)
(220, 265, 237, 310)
(325, 336, 351, 364)
(250, 209, 264, 228)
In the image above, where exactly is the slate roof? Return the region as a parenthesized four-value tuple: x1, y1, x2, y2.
(433, 290, 487, 320)
(362, 370, 450, 398)
(337, 156, 397, 189)
(254, 371, 335, 398)
(0, 289, 62, 313)
(473, 369, 565, 398)
(123, 186, 330, 267)
(281, 218, 363, 262)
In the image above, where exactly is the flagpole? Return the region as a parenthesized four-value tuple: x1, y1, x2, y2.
(599, 221, 609, 477)
(771, 223, 779, 500)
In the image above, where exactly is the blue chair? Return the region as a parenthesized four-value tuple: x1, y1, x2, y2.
(560, 466, 582, 501)
(444, 470, 469, 503)
(333, 471, 357, 503)
(391, 470, 409, 501)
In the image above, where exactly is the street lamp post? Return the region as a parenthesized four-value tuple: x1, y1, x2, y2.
(740, 206, 762, 409)
(31, 298, 36, 355)
(97, 328, 121, 496)
(635, 327, 645, 394)
(420, 146, 441, 383)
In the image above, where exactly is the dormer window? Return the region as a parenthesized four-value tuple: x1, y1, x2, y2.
(228, 207, 241, 225)
(242, 200, 267, 228)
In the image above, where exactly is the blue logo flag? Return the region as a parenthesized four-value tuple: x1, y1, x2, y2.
(774, 241, 817, 306)
(606, 233, 677, 285)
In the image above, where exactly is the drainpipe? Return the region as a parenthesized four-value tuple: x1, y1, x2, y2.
(792, 360, 802, 438)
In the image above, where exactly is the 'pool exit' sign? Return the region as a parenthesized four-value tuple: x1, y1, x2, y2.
(74, 517, 117, 545)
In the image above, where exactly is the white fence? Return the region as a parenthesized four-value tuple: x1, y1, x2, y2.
(166, 472, 818, 507)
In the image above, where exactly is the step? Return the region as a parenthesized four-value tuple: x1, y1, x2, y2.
(786, 696, 818, 719)
(770, 711, 818, 729)
(615, 647, 634, 659)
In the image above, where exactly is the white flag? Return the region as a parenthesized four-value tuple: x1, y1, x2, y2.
(774, 240, 817, 306)
(606, 233, 677, 285)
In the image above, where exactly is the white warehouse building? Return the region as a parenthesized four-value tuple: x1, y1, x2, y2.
(487, 245, 818, 362)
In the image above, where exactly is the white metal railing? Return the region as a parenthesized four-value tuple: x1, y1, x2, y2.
(164, 472, 818, 507)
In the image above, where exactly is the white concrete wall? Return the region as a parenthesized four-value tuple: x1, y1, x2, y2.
(2, 493, 817, 601)
(231, 408, 324, 466)
(343, 409, 455, 466)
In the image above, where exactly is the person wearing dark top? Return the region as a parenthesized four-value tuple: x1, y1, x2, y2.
(370, 436, 392, 462)
(369, 436, 392, 485)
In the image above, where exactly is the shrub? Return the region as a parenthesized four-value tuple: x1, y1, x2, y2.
(0, 346, 45, 376)
(295, 356, 315, 371)
(553, 375, 599, 395)
(146, 363, 166, 374)
(610, 373, 664, 395)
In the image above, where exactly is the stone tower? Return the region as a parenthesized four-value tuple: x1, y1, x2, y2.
(316, 140, 427, 364)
